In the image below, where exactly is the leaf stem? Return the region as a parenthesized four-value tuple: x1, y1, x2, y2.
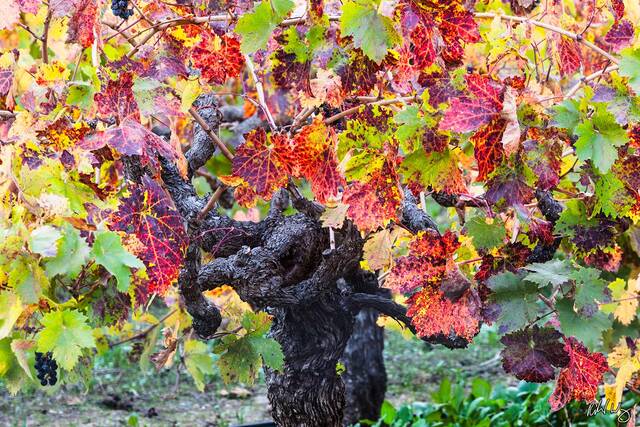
(474, 12, 619, 65)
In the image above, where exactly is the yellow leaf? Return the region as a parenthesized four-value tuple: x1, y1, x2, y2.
(608, 338, 640, 406)
(178, 79, 202, 114)
(35, 60, 70, 83)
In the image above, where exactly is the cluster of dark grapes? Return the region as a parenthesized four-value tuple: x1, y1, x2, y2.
(111, 0, 133, 19)
(35, 352, 58, 386)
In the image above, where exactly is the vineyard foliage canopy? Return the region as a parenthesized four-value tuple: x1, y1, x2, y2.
(1, 0, 640, 415)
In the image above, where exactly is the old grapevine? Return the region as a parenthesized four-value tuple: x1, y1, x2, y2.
(1, 0, 640, 425)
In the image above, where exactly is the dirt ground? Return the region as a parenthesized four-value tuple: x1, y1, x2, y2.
(0, 329, 504, 427)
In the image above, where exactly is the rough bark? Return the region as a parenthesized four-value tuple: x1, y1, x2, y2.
(341, 307, 386, 426)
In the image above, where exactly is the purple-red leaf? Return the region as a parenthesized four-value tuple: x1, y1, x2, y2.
(500, 326, 569, 382)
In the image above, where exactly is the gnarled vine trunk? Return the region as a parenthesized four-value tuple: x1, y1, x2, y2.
(155, 98, 448, 426)
(341, 307, 387, 426)
(266, 295, 354, 426)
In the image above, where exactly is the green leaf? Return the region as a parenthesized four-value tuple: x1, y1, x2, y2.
(45, 223, 90, 279)
(619, 48, 640, 94)
(465, 215, 506, 250)
(0, 338, 27, 394)
(487, 271, 539, 332)
(552, 99, 581, 131)
(592, 172, 633, 218)
(524, 259, 572, 287)
(214, 312, 283, 384)
(8, 256, 47, 304)
(67, 83, 96, 110)
(184, 339, 215, 392)
(556, 298, 611, 350)
(235, 0, 295, 53)
(574, 107, 627, 173)
(215, 335, 260, 384)
(90, 230, 144, 292)
(0, 292, 22, 340)
(29, 225, 62, 257)
(35, 309, 96, 371)
(340, 0, 399, 63)
(395, 105, 423, 152)
(250, 335, 284, 371)
(570, 268, 608, 315)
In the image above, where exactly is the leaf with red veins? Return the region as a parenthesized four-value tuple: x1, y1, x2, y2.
(190, 32, 244, 85)
(523, 138, 562, 191)
(385, 230, 460, 294)
(465, 74, 505, 110)
(557, 37, 582, 77)
(0, 68, 13, 97)
(343, 164, 402, 233)
(500, 326, 570, 383)
(410, 24, 437, 69)
(407, 286, 481, 346)
(549, 337, 608, 411)
(392, 44, 421, 93)
(80, 118, 177, 167)
(232, 129, 295, 199)
(439, 75, 504, 133)
(471, 119, 506, 181)
(218, 175, 261, 208)
(439, 11, 480, 45)
(94, 73, 139, 122)
(292, 119, 345, 203)
(66, 0, 99, 48)
(604, 20, 635, 52)
(439, 97, 501, 133)
(109, 176, 188, 296)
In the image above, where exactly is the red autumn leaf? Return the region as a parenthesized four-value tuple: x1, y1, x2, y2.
(190, 31, 244, 85)
(339, 49, 383, 94)
(439, 74, 504, 133)
(584, 246, 623, 273)
(549, 337, 608, 411)
(485, 170, 535, 208)
(410, 23, 437, 69)
(604, 19, 635, 52)
(109, 176, 188, 296)
(420, 72, 460, 109)
(500, 326, 569, 382)
(292, 119, 345, 203)
(231, 128, 295, 199)
(385, 230, 460, 294)
(438, 11, 480, 45)
(343, 163, 402, 233)
(611, 0, 625, 20)
(471, 118, 506, 181)
(94, 73, 139, 122)
(629, 125, 640, 149)
(66, 0, 98, 48)
(557, 37, 582, 77)
(465, 74, 504, 109)
(474, 242, 531, 283)
(523, 138, 562, 191)
(406, 286, 481, 346)
(79, 117, 177, 166)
